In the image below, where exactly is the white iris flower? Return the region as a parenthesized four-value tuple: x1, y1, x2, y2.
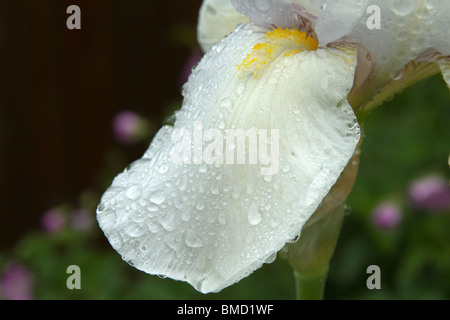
(97, 0, 450, 294)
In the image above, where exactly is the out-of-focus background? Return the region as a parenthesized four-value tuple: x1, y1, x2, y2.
(0, 1, 449, 300)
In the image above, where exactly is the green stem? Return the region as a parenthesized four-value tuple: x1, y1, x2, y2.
(281, 145, 361, 300)
(293, 271, 328, 300)
(282, 204, 346, 300)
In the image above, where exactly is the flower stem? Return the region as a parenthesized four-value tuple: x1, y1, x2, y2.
(280, 145, 360, 300)
(293, 270, 328, 300)
(282, 204, 346, 300)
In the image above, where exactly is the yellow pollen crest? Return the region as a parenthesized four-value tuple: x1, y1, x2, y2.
(238, 28, 318, 77)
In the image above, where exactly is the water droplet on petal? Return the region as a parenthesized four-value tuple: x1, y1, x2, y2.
(199, 164, 208, 173)
(195, 200, 205, 211)
(182, 210, 190, 222)
(109, 232, 123, 250)
(220, 97, 233, 109)
(125, 185, 142, 200)
(248, 201, 262, 225)
(97, 203, 106, 214)
(149, 190, 166, 205)
(392, 0, 416, 16)
(124, 222, 146, 237)
(255, 0, 272, 11)
(264, 252, 277, 264)
(177, 175, 188, 191)
(159, 164, 169, 174)
(185, 229, 203, 248)
(218, 212, 226, 225)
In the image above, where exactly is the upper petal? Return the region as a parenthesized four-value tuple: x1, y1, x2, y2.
(315, 0, 450, 93)
(197, 0, 249, 52)
(97, 24, 360, 293)
(230, 0, 301, 29)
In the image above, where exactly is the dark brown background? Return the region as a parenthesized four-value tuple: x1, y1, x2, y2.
(0, 0, 202, 249)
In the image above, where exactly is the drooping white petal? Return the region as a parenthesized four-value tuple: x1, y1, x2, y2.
(197, 0, 249, 52)
(315, 0, 450, 89)
(97, 24, 360, 293)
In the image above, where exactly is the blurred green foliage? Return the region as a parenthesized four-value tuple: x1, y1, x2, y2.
(1, 71, 449, 300)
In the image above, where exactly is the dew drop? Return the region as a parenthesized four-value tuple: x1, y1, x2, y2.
(392, 0, 416, 16)
(173, 197, 184, 210)
(211, 184, 220, 195)
(97, 203, 106, 214)
(195, 200, 206, 211)
(177, 175, 188, 191)
(255, 0, 272, 11)
(125, 185, 142, 200)
(218, 212, 226, 225)
(245, 28, 255, 35)
(124, 222, 146, 237)
(396, 30, 409, 42)
(248, 201, 262, 225)
(424, 0, 434, 9)
(214, 42, 225, 53)
(282, 163, 291, 173)
(149, 190, 166, 205)
(199, 164, 208, 173)
(182, 210, 190, 222)
(264, 252, 277, 264)
(159, 164, 169, 174)
(220, 97, 233, 109)
(109, 232, 123, 250)
(185, 229, 203, 248)
(411, 37, 425, 51)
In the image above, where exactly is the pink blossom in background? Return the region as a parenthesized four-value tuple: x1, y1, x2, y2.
(408, 175, 450, 212)
(0, 261, 34, 300)
(70, 209, 94, 231)
(371, 202, 403, 230)
(40, 209, 65, 233)
(113, 110, 141, 145)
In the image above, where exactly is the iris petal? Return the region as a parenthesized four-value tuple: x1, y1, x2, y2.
(97, 24, 360, 293)
(197, 0, 249, 52)
(315, 0, 450, 93)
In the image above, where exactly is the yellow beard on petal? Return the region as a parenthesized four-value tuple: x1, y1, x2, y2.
(238, 27, 319, 78)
